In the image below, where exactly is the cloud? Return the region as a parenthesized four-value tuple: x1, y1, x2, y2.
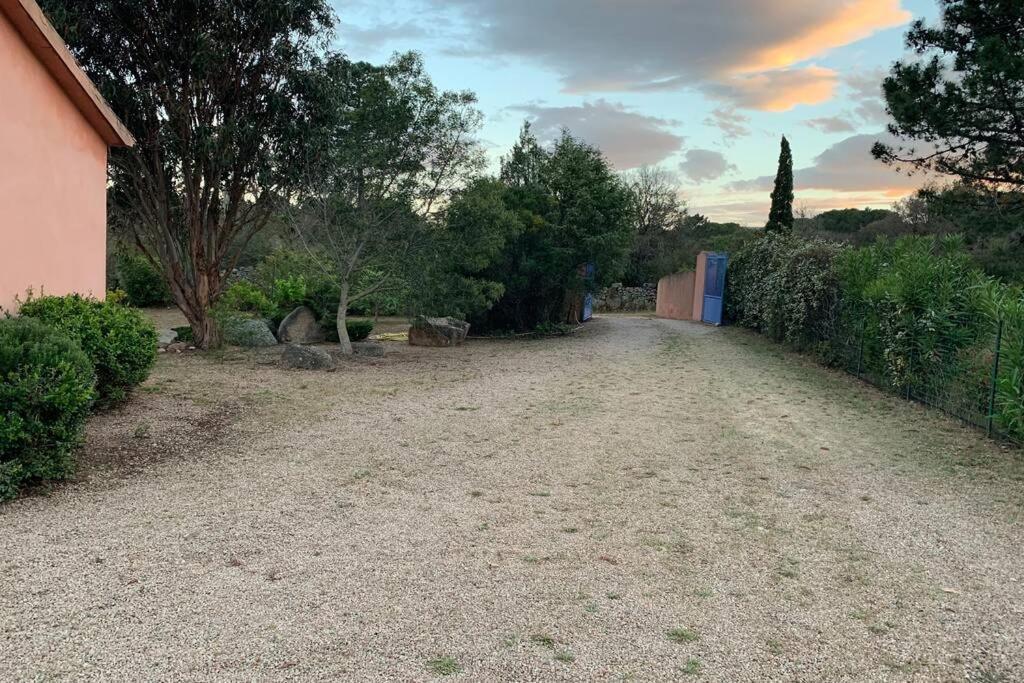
(729, 132, 921, 195)
(804, 116, 857, 133)
(702, 67, 838, 112)
(845, 69, 890, 124)
(428, 0, 909, 110)
(512, 100, 684, 170)
(680, 150, 737, 183)
(705, 108, 751, 141)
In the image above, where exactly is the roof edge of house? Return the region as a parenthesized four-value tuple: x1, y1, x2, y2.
(1, 0, 134, 147)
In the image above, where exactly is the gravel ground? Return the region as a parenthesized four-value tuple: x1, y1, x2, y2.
(2, 316, 1023, 682)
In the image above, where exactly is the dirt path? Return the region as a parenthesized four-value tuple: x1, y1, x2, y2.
(2, 316, 1023, 681)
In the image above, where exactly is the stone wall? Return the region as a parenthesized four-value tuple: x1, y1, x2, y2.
(596, 283, 656, 312)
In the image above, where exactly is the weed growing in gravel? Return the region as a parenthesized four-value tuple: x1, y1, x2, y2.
(426, 656, 461, 676)
(766, 639, 784, 655)
(530, 634, 556, 649)
(133, 423, 151, 439)
(606, 591, 622, 600)
(667, 627, 700, 644)
(555, 650, 575, 663)
(694, 588, 713, 598)
(584, 602, 598, 614)
(679, 658, 702, 675)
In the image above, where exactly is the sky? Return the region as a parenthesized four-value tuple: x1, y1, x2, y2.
(332, 0, 941, 225)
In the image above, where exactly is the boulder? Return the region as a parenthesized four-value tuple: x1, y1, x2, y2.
(280, 344, 336, 371)
(157, 328, 178, 348)
(222, 316, 278, 347)
(277, 306, 325, 344)
(408, 316, 470, 347)
(352, 341, 385, 357)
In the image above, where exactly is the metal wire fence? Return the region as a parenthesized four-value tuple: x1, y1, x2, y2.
(824, 307, 1019, 446)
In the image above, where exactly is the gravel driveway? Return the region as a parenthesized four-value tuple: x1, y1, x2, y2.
(2, 316, 1023, 681)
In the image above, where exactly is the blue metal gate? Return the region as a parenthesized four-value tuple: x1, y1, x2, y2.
(701, 253, 728, 326)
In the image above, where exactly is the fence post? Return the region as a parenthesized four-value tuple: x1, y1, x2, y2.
(987, 319, 1004, 438)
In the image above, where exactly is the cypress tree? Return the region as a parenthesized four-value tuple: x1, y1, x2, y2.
(765, 136, 794, 233)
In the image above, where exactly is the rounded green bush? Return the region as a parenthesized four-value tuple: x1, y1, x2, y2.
(0, 318, 96, 502)
(219, 280, 274, 318)
(347, 319, 374, 342)
(18, 295, 158, 405)
(116, 252, 172, 307)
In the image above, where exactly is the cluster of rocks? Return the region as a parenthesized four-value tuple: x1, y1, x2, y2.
(595, 283, 656, 312)
(157, 308, 471, 370)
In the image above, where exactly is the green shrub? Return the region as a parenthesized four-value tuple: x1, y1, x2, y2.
(116, 252, 172, 307)
(347, 319, 374, 342)
(219, 280, 274, 318)
(322, 317, 374, 342)
(19, 295, 158, 405)
(172, 325, 194, 343)
(0, 318, 95, 501)
(727, 234, 844, 350)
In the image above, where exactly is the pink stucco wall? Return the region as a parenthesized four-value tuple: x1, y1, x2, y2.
(656, 271, 696, 321)
(0, 9, 108, 313)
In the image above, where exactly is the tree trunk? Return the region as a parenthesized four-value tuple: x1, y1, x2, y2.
(336, 281, 352, 355)
(182, 303, 220, 349)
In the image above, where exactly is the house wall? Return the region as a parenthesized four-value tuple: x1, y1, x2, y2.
(0, 9, 108, 313)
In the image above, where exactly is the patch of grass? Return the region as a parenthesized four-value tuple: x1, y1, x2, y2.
(522, 555, 541, 564)
(666, 627, 700, 644)
(132, 422, 151, 439)
(777, 557, 800, 579)
(606, 591, 622, 600)
(454, 405, 480, 412)
(766, 638, 784, 655)
(530, 633, 556, 649)
(554, 650, 575, 663)
(562, 526, 579, 533)
(679, 658, 702, 675)
(694, 588, 713, 599)
(426, 656, 461, 676)
(584, 602, 598, 614)
(528, 491, 552, 497)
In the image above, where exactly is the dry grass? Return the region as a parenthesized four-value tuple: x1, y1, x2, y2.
(1, 315, 1023, 681)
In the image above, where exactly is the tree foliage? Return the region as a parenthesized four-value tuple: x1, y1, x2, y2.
(766, 136, 794, 233)
(873, 0, 1024, 187)
(285, 52, 483, 352)
(422, 125, 635, 332)
(42, 0, 336, 348)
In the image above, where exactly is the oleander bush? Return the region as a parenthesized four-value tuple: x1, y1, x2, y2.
(18, 294, 157, 406)
(0, 318, 96, 502)
(727, 233, 1024, 442)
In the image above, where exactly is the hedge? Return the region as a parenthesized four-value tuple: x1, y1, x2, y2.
(0, 318, 96, 501)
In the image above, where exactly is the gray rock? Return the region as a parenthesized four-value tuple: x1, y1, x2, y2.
(222, 316, 278, 347)
(280, 344, 336, 371)
(352, 341, 385, 357)
(277, 306, 325, 344)
(408, 316, 470, 347)
(157, 328, 178, 347)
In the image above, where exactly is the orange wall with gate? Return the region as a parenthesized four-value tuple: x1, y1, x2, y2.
(656, 252, 711, 321)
